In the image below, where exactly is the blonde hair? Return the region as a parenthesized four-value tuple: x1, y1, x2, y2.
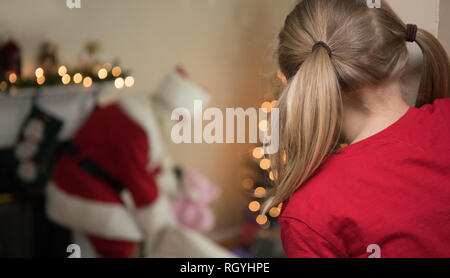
(267, 0, 450, 208)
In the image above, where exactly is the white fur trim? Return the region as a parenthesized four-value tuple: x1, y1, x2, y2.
(156, 157, 179, 197)
(118, 95, 165, 168)
(152, 226, 236, 258)
(46, 182, 143, 241)
(154, 70, 210, 114)
(133, 195, 178, 256)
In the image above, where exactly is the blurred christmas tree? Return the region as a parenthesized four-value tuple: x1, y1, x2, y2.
(236, 71, 287, 258)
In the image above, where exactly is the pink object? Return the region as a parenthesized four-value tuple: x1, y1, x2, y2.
(172, 172, 221, 232)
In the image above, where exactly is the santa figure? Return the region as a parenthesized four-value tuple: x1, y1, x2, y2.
(46, 67, 233, 258)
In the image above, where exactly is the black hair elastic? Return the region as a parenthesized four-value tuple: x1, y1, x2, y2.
(312, 41, 332, 57)
(406, 24, 418, 42)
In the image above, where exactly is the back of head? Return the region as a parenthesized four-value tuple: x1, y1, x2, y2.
(269, 0, 450, 207)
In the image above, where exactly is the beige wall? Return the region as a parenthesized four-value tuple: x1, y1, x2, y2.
(391, 0, 440, 35)
(439, 0, 450, 54)
(0, 0, 446, 237)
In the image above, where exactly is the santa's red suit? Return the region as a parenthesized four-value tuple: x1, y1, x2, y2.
(47, 93, 172, 257)
(46, 69, 232, 258)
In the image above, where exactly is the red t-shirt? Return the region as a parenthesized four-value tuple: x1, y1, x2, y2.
(280, 98, 450, 258)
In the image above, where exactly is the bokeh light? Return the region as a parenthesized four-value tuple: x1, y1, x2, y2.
(269, 207, 281, 218)
(252, 147, 264, 159)
(115, 77, 125, 89)
(98, 68, 108, 80)
(259, 158, 271, 170)
(256, 214, 268, 225)
(35, 68, 44, 78)
(254, 187, 266, 198)
(125, 76, 135, 87)
(249, 201, 261, 212)
(37, 76, 45, 85)
(58, 66, 68, 77)
(9, 73, 18, 84)
(112, 66, 122, 77)
(73, 73, 83, 84)
(83, 77, 93, 88)
(62, 74, 71, 85)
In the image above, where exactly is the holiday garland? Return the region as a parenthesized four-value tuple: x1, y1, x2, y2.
(0, 40, 135, 95)
(0, 63, 133, 95)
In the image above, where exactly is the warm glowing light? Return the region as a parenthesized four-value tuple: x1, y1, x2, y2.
(241, 178, 254, 190)
(249, 201, 261, 212)
(261, 101, 272, 113)
(269, 207, 281, 218)
(115, 77, 125, 89)
(271, 100, 278, 108)
(37, 76, 45, 85)
(252, 147, 264, 159)
(35, 68, 44, 78)
(283, 152, 287, 164)
(259, 158, 271, 170)
(73, 73, 83, 84)
(277, 70, 287, 86)
(0, 81, 7, 91)
(278, 203, 283, 210)
(259, 120, 269, 132)
(256, 214, 268, 225)
(62, 74, 71, 85)
(112, 66, 122, 77)
(9, 73, 18, 83)
(254, 187, 266, 198)
(125, 76, 135, 88)
(83, 77, 93, 88)
(58, 66, 68, 77)
(98, 68, 108, 80)
(269, 171, 275, 181)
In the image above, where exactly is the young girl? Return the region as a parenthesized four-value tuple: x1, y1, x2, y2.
(270, 0, 450, 258)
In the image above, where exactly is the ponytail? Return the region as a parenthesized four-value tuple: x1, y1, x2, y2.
(268, 45, 342, 208)
(415, 28, 450, 107)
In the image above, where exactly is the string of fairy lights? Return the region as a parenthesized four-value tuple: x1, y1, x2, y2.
(0, 63, 135, 95)
(242, 99, 281, 230)
(242, 70, 287, 229)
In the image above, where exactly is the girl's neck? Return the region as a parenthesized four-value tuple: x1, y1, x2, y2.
(343, 80, 411, 145)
